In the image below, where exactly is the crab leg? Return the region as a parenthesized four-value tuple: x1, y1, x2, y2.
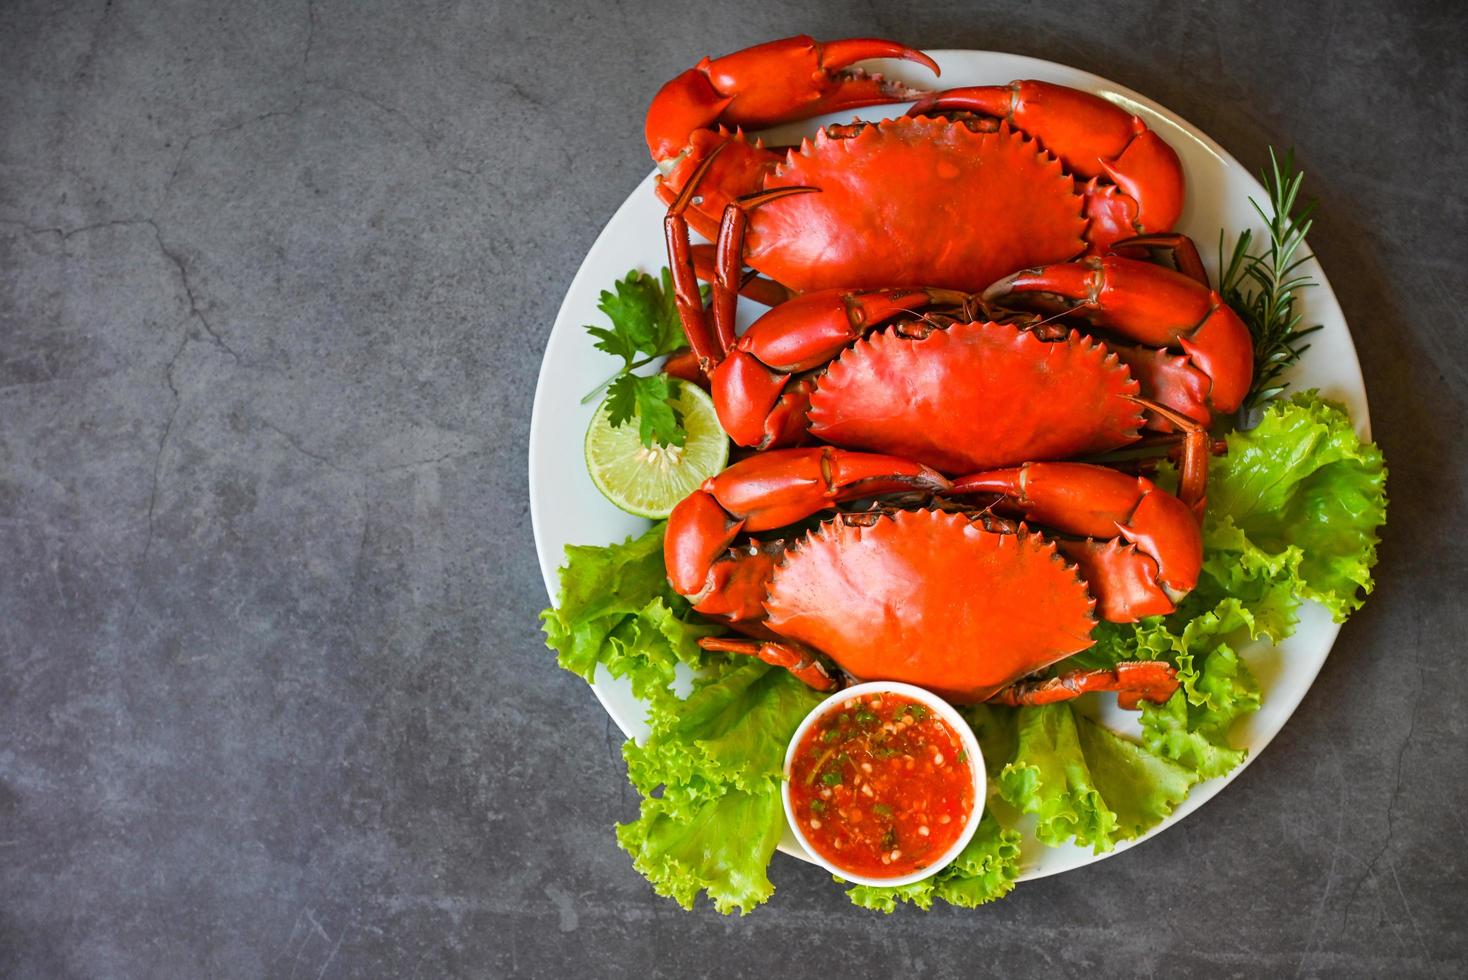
(665, 147, 817, 373)
(646, 36, 939, 167)
(665, 447, 948, 615)
(951, 460, 1202, 622)
(698, 641, 1178, 706)
(690, 244, 794, 309)
(988, 661, 1179, 708)
(908, 80, 1184, 250)
(983, 252, 1254, 424)
(664, 147, 730, 370)
(660, 348, 707, 387)
(709, 286, 969, 447)
(700, 635, 838, 691)
(709, 187, 819, 355)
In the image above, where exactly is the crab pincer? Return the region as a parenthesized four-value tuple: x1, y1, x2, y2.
(983, 249, 1254, 426)
(645, 36, 940, 167)
(952, 461, 1203, 622)
(907, 81, 1186, 250)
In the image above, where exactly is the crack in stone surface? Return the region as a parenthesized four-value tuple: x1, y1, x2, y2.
(1340, 625, 1425, 935)
(313, 81, 436, 149)
(162, 105, 306, 205)
(0, 215, 242, 362)
(258, 418, 485, 477)
(304, 0, 317, 71)
(158, 0, 316, 207)
(138, 332, 189, 568)
(143, 218, 241, 361)
(259, 419, 349, 473)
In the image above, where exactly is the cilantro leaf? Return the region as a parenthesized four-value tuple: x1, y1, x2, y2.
(587, 268, 688, 367)
(584, 268, 695, 448)
(587, 324, 639, 365)
(605, 373, 687, 448)
(603, 373, 640, 429)
(633, 374, 686, 448)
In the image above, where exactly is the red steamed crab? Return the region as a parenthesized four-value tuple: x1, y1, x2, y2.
(664, 441, 1206, 707)
(700, 241, 1253, 464)
(647, 33, 1186, 305)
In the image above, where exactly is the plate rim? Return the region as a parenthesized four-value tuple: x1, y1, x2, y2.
(529, 47, 1371, 886)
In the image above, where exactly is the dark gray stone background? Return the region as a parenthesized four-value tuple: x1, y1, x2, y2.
(1, 0, 1463, 976)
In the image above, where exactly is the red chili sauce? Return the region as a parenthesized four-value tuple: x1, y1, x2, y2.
(788, 692, 974, 879)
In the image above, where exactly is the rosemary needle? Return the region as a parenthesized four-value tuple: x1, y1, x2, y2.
(1218, 147, 1325, 427)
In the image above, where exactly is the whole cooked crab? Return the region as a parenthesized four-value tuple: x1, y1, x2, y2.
(664, 443, 1205, 706)
(700, 241, 1252, 464)
(648, 35, 1185, 300)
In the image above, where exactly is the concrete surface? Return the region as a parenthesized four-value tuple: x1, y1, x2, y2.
(1, 1, 1464, 977)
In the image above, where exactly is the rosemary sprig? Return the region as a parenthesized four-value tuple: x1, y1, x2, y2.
(1218, 147, 1324, 426)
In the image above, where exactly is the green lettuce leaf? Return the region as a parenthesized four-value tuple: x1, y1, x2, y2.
(934, 815, 1024, 908)
(617, 662, 823, 914)
(996, 704, 1112, 850)
(541, 521, 823, 914)
(1076, 711, 1196, 838)
(843, 812, 1021, 912)
(1021, 392, 1385, 838)
(624, 660, 825, 806)
(997, 704, 1115, 849)
(1206, 390, 1387, 620)
(540, 522, 719, 705)
(993, 704, 1194, 853)
(615, 786, 785, 915)
(1140, 643, 1261, 779)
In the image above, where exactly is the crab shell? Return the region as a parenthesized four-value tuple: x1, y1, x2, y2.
(806, 318, 1145, 473)
(679, 116, 1089, 293)
(763, 509, 1098, 703)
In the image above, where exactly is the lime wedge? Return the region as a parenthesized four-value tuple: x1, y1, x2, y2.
(585, 379, 730, 518)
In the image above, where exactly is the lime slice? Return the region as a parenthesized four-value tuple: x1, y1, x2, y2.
(585, 379, 730, 518)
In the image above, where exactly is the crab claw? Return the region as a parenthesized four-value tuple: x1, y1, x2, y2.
(982, 254, 1254, 421)
(951, 461, 1202, 622)
(646, 36, 939, 165)
(710, 287, 968, 447)
(665, 447, 948, 599)
(706, 446, 948, 532)
(908, 80, 1184, 247)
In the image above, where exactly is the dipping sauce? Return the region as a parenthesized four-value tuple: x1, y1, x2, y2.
(787, 691, 975, 879)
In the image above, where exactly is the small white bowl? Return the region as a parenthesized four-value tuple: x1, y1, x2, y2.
(781, 681, 986, 888)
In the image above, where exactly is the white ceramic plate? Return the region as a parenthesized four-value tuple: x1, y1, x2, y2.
(530, 49, 1371, 883)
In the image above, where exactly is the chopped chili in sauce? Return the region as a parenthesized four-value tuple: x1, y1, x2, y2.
(788, 692, 974, 879)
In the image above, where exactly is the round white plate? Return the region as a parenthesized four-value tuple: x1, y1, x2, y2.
(530, 49, 1371, 884)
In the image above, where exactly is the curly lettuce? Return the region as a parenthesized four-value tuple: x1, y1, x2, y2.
(615, 660, 824, 914)
(843, 813, 1021, 912)
(976, 702, 1196, 853)
(615, 782, 786, 914)
(539, 391, 1387, 912)
(1205, 391, 1387, 620)
(542, 524, 825, 913)
(983, 392, 1386, 850)
(540, 523, 721, 706)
